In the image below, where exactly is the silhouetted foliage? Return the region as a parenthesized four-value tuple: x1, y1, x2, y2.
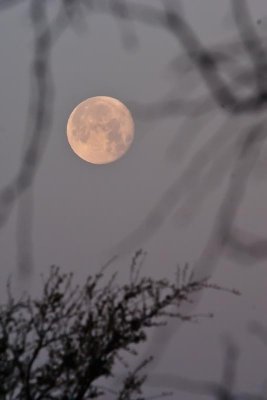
(0, 252, 218, 399)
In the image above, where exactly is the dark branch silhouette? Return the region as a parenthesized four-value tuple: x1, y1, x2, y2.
(0, 253, 214, 399)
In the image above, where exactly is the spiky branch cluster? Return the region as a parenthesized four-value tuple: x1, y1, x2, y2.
(0, 253, 211, 399)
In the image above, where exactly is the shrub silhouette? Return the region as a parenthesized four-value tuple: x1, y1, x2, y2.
(0, 253, 212, 399)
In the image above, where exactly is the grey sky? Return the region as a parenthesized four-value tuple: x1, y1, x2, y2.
(0, 0, 267, 398)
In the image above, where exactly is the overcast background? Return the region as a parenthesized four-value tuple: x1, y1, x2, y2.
(1, 0, 267, 398)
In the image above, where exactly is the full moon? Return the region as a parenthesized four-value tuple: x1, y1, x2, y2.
(66, 96, 134, 164)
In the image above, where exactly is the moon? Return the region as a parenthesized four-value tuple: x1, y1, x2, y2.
(66, 96, 134, 164)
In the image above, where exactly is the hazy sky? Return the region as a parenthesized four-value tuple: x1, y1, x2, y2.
(1, 1, 267, 398)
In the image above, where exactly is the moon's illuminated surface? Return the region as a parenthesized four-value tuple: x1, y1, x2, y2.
(66, 96, 134, 164)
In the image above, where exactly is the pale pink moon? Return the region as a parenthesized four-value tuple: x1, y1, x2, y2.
(66, 96, 135, 164)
